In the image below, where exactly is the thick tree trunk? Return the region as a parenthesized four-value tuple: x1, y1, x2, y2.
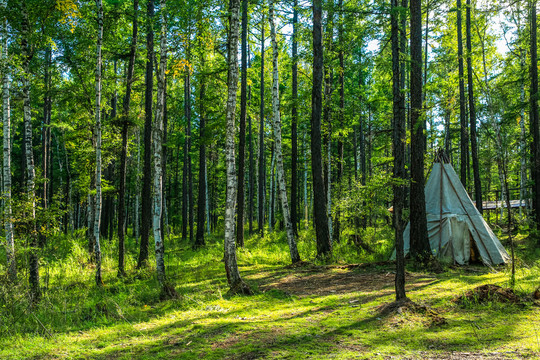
(457, 0, 468, 187)
(269, 0, 300, 263)
(392, 0, 406, 300)
(466, 0, 482, 213)
(237, 0, 248, 247)
(118, 0, 138, 277)
(409, 0, 430, 263)
(291, 0, 299, 236)
(224, 0, 251, 295)
(312, 0, 331, 259)
(258, 14, 266, 236)
(2, 0, 15, 281)
(94, 0, 104, 286)
(153, 0, 167, 285)
(138, 0, 154, 267)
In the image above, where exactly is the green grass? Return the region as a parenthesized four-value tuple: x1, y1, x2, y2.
(1, 227, 540, 359)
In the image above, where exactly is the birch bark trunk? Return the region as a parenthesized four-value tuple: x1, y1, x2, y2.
(2, 0, 15, 281)
(21, 3, 40, 300)
(269, 0, 300, 263)
(153, 0, 167, 286)
(224, 0, 251, 295)
(94, 0, 104, 286)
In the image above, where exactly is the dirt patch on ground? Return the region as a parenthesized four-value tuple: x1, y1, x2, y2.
(377, 297, 447, 327)
(258, 268, 435, 298)
(456, 284, 521, 305)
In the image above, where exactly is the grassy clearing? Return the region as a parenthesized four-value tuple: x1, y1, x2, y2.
(1, 228, 540, 359)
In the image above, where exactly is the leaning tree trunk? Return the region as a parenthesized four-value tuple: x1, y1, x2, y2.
(153, 0, 167, 286)
(268, 0, 301, 263)
(224, 0, 251, 295)
(2, 0, 15, 281)
(118, 0, 138, 277)
(312, 0, 332, 259)
(138, 0, 154, 268)
(391, 0, 406, 300)
(409, 0, 430, 264)
(21, 4, 40, 300)
(466, 0, 482, 213)
(93, 0, 104, 286)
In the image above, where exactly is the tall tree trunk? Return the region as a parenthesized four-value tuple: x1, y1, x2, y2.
(118, 0, 138, 277)
(333, 0, 344, 243)
(195, 36, 207, 248)
(237, 0, 248, 247)
(269, 0, 300, 263)
(391, 0, 406, 300)
(134, 130, 141, 243)
(268, 143, 275, 231)
(94, 0, 104, 286)
(41, 45, 51, 248)
(457, 0, 468, 187)
(409, 0, 430, 263)
(187, 72, 194, 244)
(258, 13, 265, 236)
(520, 47, 528, 216)
(138, 0, 154, 267)
(182, 74, 189, 240)
(153, 0, 167, 286)
(291, 0, 299, 236)
(530, 0, 540, 230)
(22, 4, 40, 300)
(2, 0, 15, 281)
(224, 0, 251, 295)
(466, 0, 482, 213)
(312, 0, 331, 259)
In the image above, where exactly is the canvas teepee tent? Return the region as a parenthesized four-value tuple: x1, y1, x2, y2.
(399, 152, 509, 266)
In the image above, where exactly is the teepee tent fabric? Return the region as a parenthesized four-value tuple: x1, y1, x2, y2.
(400, 161, 509, 266)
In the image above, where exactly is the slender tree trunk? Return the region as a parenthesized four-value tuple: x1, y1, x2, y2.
(392, 0, 406, 300)
(2, 0, 15, 281)
(153, 0, 167, 286)
(312, 0, 331, 259)
(138, 0, 154, 267)
(466, 0, 482, 213)
(268, 143, 275, 231)
(258, 13, 266, 235)
(520, 48, 528, 216)
(291, 0, 299, 236)
(457, 0, 468, 187)
(134, 130, 141, 243)
(40, 46, 51, 248)
(333, 0, 344, 243)
(269, 0, 301, 262)
(182, 75, 189, 240)
(118, 0, 138, 277)
(248, 86, 254, 234)
(22, 4, 40, 300)
(195, 43, 207, 248)
(236, 0, 248, 247)
(187, 72, 194, 244)
(530, 0, 540, 230)
(409, 0, 430, 263)
(224, 0, 251, 295)
(93, 0, 104, 286)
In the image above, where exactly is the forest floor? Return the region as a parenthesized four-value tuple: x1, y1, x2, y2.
(1, 228, 540, 359)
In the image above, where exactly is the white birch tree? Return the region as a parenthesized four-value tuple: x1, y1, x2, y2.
(224, 0, 251, 295)
(153, 0, 167, 286)
(269, 0, 301, 263)
(1, 0, 15, 281)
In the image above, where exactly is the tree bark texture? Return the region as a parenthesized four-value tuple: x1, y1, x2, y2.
(224, 0, 251, 294)
(312, 0, 332, 259)
(258, 14, 265, 236)
(409, 0, 430, 263)
(457, 0, 468, 188)
(291, 0, 299, 236)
